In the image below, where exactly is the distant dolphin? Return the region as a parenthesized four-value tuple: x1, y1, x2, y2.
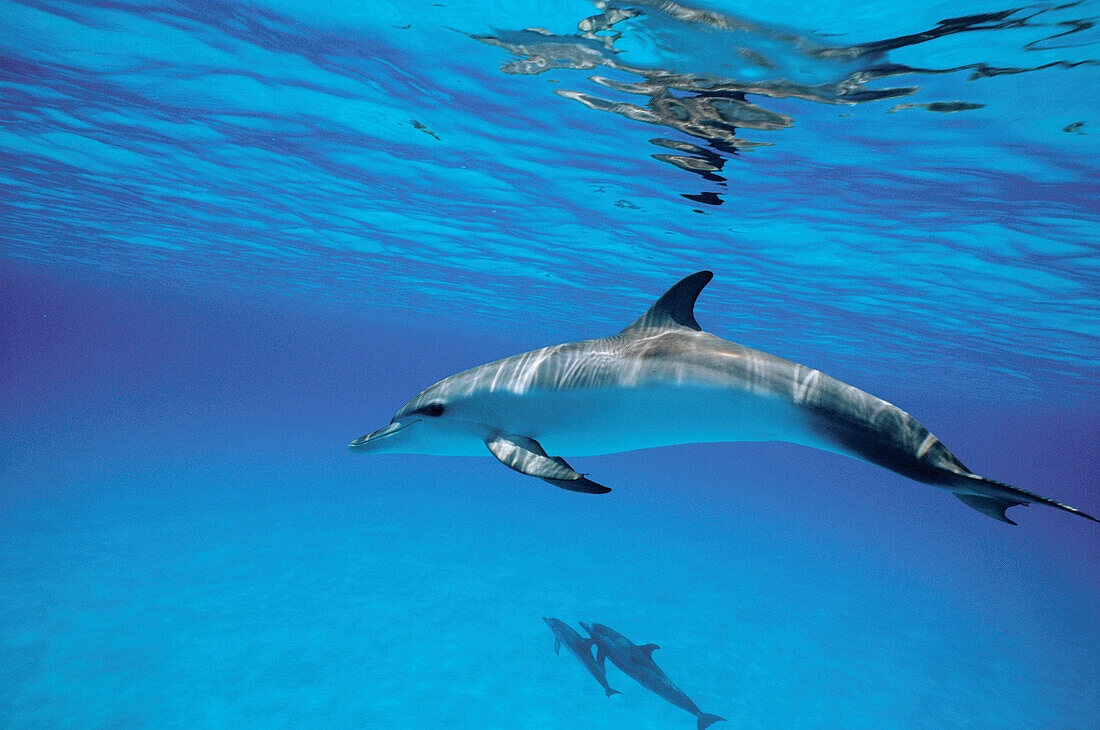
(581, 621, 725, 730)
(349, 271, 1096, 525)
(543, 617, 622, 698)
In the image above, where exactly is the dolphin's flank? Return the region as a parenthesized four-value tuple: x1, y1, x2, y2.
(349, 271, 1096, 526)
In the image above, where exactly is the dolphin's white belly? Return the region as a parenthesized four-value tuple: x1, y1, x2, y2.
(493, 382, 810, 456)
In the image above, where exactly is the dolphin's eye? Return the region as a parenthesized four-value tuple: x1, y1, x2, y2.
(427, 403, 445, 417)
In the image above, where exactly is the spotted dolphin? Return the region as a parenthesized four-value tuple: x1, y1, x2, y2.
(581, 621, 725, 730)
(349, 271, 1096, 525)
(543, 617, 622, 698)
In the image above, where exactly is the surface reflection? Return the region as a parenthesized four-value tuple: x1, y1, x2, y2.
(474, 0, 1097, 205)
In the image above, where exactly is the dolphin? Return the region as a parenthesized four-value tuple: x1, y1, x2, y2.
(543, 617, 622, 698)
(581, 621, 725, 730)
(349, 271, 1096, 525)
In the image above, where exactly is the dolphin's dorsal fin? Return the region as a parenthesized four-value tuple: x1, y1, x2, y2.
(621, 271, 714, 333)
(639, 643, 659, 656)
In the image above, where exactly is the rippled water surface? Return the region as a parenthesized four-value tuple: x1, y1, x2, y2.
(6, 0, 1100, 394)
(3, 1, 1099, 728)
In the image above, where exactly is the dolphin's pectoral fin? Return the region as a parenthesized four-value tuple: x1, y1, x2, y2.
(486, 435, 577, 479)
(540, 475, 611, 494)
(553, 637, 561, 656)
(954, 493, 1025, 525)
(595, 643, 607, 671)
(485, 435, 611, 494)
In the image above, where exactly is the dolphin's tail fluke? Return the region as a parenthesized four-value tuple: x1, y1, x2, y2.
(950, 472, 1097, 525)
(697, 712, 726, 730)
(605, 687, 622, 698)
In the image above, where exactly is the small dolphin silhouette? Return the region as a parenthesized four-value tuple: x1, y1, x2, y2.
(350, 271, 1096, 525)
(543, 617, 621, 698)
(581, 621, 725, 730)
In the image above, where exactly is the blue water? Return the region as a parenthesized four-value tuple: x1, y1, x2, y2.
(2, 1, 1099, 727)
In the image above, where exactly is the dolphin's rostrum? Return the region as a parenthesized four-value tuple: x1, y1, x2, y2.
(543, 617, 621, 698)
(581, 621, 725, 730)
(350, 271, 1096, 525)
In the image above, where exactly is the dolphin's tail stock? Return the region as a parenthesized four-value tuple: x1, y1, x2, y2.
(697, 712, 726, 730)
(948, 471, 1097, 525)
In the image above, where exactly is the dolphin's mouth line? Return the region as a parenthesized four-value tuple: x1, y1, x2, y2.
(348, 418, 421, 450)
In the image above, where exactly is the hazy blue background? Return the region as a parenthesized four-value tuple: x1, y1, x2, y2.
(3, 1, 1098, 727)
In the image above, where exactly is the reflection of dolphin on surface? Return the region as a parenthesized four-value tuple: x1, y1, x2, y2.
(349, 271, 1096, 526)
(581, 621, 725, 730)
(543, 617, 622, 698)
(473, 2, 1097, 205)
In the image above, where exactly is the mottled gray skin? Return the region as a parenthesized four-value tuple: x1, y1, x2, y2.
(581, 622, 724, 730)
(543, 617, 620, 698)
(350, 271, 1096, 525)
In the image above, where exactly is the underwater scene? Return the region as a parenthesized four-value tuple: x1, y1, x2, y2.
(3, 0, 1099, 727)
